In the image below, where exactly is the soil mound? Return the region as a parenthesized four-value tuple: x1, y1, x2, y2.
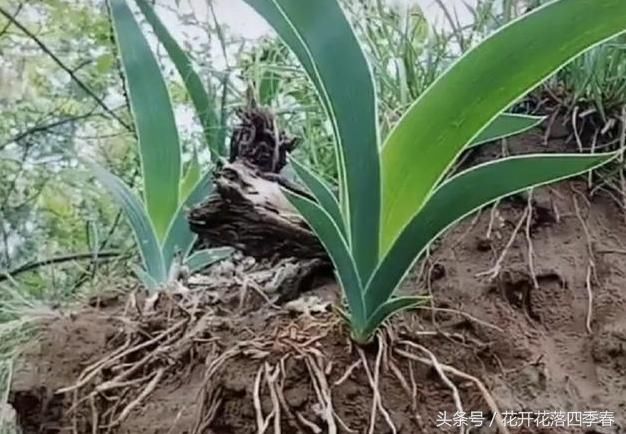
(8, 133, 626, 433)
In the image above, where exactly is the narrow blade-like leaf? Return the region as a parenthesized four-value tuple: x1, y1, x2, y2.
(162, 172, 213, 271)
(109, 0, 181, 240)
(381, 0, 626, 252)
(289, 157, 346, 238)
(368, 151, 617, 312)
(184, 247, 234, 273)
(243, 0, 380, 282)
(180, 151, 201, 202)
(135, 0, 223, 159)
(283, 189, 366, 327)
(360, 296, 428, 342)
(132, 264, 159, 290)
(469, 113, 545, 148)
(91, 163, 166, 284)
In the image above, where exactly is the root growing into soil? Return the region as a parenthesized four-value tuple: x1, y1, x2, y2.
(573, 191, 597, 334)
(477, 206, 529, 280)
(395, 341, 510, 434)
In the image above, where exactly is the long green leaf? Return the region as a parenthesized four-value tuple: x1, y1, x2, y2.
(184, 247, 233, 273)
(469, 113, 545, 148)
(109, 0, 181, 241)
(360, 296, 427, 342)
(289, 157, 346, 238)
(180, 151, 201, 202)
(135, 0, 223, 159)
(90, 163, 166, 285)
(367, 151, 617, 312)
(132, 264, 159, 290)
(243, 0, 380, 283)
(283, 189, 366, 328)
(162, 172, 214, 272)
(381, 0, 626, 253)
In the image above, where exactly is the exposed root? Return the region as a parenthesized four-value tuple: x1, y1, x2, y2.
(33, 279, 518, 434)
(573, 192, 596, 334)
(193, 347, 242, 433)
(416, 306, 504, 334)
(358, 335, 396, 434)
(296, 411, 322, 433)
(525, 190, 540, 289)
(573, 105, 584, 153)
(264, 363, 282, 434)
(253, 365, 268, 434)
(585, 265, 594, 334)
(57, 319, 186, 395)
(396, 341, 511, 434)
(485, 200, 500, 239)
(333, 360, 361, 386)
(108, 368, 164, 428)
(407, 359, 425, 428)
(543, 108, 561, 145)
(401, 342, 465, 434)
(477, 206, 529, 280)
(304, 351, 338, 434)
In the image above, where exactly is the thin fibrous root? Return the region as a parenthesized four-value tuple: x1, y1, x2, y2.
(57, 319, 186, 394)
(477, 206, 529, 280)
(415, 306, 504, 333)
(333, 360, 361, 386)
(253, 365, 270, 434)
(395, 342, 510, 434)
(388, 359, 412, 402)
(305, 352, 338, 434)
(573, 192, 596, 334)
(296, 412, 322, 433)
(192, 346, 246, 434)
(358, 334, 397, 434)
(585, 264, 594, 334)
(107, 367, 165, 428)
(265, 363, 282, 434)
(485, 200, 500, 239)
(525, 190, 540, 290)
(402, 342, 465, 434)
(407, 359, 425, 428)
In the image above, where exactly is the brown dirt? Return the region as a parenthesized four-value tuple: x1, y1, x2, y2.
(8, 131, 626, 434)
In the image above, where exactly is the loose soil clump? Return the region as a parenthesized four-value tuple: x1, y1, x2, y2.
(9, 131, 626, 433)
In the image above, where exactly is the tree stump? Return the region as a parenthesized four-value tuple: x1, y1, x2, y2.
(187, 106, 329, 262)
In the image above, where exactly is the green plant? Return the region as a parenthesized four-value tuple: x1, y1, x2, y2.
(558, 34, 626, 120)
(244, 0, 626, 343)
(93, 0, 232, 291)
(481, 0, 626, 123)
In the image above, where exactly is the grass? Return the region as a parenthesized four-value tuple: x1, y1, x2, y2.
(555, 35, 626, 121)
(237, 0, 626, 183)
(0, 278, 60, 430)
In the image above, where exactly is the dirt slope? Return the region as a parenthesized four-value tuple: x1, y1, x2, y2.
(8, 132, 626, 433)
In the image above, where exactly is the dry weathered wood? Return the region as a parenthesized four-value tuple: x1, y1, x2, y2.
(188, 162, 328, 260)
(187, 106, 329, 261)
